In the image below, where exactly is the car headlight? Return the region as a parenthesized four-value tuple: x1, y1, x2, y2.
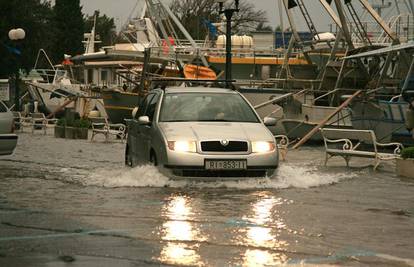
(168, 141, 197, 153)
(252, 141, 276, 153)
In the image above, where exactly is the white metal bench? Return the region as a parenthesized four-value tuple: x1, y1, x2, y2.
(29, 113, 57, 134)
(90, 117, 126, 142)
(12, 112, 31, 132)
(30, 113, 48, 134)
(320, 128, 403, 170)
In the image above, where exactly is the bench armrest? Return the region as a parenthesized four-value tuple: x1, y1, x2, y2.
(323, 138, 354, 151)
(274, 135, 289, 148)
(108, 123, 126, 131)
(376, 142, 403, 155)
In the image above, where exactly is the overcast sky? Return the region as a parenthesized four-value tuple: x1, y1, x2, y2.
(80, 0, 409, 32)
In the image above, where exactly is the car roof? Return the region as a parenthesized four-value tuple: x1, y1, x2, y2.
(163, 87, 237, 94)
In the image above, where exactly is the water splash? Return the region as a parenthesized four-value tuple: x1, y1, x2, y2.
(76, 163, 357, 189)
(82, 165, 172, 188)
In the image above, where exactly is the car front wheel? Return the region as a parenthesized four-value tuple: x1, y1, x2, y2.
(125, 145, 132, 167)
(150, 151, 158, 166)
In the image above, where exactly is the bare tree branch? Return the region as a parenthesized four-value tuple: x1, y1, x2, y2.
(169, 0, 268, 39)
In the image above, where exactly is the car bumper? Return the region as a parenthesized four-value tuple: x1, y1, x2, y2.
(162, 150, 278, 180)
(0, 134, 18, 156)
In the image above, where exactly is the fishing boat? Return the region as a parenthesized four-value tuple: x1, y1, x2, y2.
(280, 93, 353, 141)
(345, 40, 414, 145)
(351, 97, 412, 143)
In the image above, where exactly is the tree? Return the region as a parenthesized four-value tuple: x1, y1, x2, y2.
(169, 0, 267, 40)
(84, 11, 117, 50)
(256, 22, 274, 32)
(231, 1, 268, 33)
(52, 0, 84, 63)
(0, 0, 54, 78)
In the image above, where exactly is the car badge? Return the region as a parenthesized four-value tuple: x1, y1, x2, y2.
(220, 139, 229, 146)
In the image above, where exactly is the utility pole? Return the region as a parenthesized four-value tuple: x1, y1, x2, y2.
(217, 0, 240, 88)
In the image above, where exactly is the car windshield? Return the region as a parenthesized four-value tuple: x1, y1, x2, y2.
(159, 93, 260, 123)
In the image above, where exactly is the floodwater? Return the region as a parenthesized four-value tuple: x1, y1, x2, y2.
(0, 133, 413, 267)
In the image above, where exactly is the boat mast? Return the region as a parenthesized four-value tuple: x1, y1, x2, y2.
(145, 0, 209, 67)
(404, 0, 414, 14)
(83, 13, 100, 54)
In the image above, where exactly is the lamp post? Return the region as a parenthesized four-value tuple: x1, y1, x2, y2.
(8, 28, 25, 111)
(216, 0, 239, 88)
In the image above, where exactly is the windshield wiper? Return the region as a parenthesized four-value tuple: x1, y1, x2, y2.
(197, 119, 232, 122)
(161, 119, 193, 122)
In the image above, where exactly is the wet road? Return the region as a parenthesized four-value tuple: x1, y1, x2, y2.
(0, 133, 413, 266)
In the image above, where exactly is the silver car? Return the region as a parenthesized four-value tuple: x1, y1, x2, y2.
(125, 87, 278, 179)
(0, 101, 18, 156)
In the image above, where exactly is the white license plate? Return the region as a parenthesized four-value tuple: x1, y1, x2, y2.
(205, 160, 247, 170)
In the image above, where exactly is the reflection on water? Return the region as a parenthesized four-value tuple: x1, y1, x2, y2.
(243, 249, 288, 267)
(239, 192, 290, 266)
(165, 196, 192, 221)
(159, 242, 202, 266)
(158, 195, 205, 266)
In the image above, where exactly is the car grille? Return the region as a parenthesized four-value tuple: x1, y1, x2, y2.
(200, 141, 248, 152)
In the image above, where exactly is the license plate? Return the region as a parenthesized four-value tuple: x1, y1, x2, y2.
(205, 160, 247, 170)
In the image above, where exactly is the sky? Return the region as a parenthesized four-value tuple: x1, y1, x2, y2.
(80, 0, 410, 33)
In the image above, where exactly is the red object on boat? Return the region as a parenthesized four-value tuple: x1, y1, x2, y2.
(62, 59, 73, 65)
(162, 37, 175, 54)
(183, 64, 217, 80)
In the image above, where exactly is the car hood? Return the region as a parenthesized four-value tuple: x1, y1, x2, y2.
(159, 122, 274, 142)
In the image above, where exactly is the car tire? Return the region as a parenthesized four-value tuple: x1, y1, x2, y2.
(150, 151, 158, 166)
(125, 145, 132, 167)
(267, 168, 277, 178)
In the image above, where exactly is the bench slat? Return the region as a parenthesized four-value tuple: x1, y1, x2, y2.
(321, 128, 375, 143)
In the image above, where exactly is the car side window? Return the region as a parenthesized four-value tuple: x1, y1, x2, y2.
(145, 94, 160, 122)
(0, 102, 7, 113)
(137, 94, 155, 117)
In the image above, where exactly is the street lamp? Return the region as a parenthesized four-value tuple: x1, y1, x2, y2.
(216, 0, 239, 89)
(8, 28, 25, 111)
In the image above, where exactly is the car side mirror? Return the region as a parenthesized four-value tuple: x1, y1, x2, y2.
(132, 107, 139, 119)
(264, 117, 277, 126)
(138, 116, 150, 125)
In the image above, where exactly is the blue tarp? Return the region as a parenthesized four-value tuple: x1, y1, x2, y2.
(275, 31, 313, 48)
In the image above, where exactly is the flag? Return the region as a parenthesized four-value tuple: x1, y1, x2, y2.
(3, 43, 21, 55)
(202, 19, 217, 37)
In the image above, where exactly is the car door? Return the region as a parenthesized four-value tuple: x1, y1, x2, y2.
(132, 93, 155, 164)
(0, 101, 12, 134)
(0, 101, 17, 156)
(138, 92, 161, 162)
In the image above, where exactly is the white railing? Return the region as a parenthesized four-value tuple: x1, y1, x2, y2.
(376, 13, 414, 43)
(328, 13, 414, 45)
